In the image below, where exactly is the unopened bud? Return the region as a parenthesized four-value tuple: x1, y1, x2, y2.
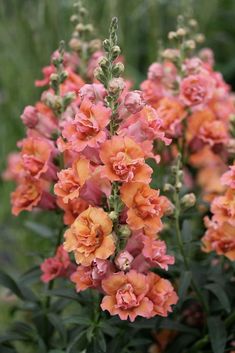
(189, 19, 198, 27)
(109, 78, 125, 95)
(69, 38, 82, 51)
(181, 193, 196, 209)
(109, 211, 118, 221)
(185, 40, 196, 50)
(76, 23, 85, 32)
(115, 251, 134, 271)
(195, 33, 205, 43)
(176, 28, 187, 36)
(89, 39, 102, 52)
(176, 182, 182, 191)
(119, 225, 131, 239)
(103, 39, 110, 51)
(94, 67, 106, 83)
(168, 31, 177, 40)
(111, 45, 121, 60)
(98, 56, 108, 69)
(85, 24, 94, 33)
(163, 183, 175, 192)
(112, 62, 124, 77)
(50, 73, 59, 82)
(70, 14, 78, 23)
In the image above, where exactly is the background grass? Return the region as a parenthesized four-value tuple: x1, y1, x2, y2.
(1, 0, 235, 329)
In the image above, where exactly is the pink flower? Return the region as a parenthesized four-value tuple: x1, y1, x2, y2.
(142, 236, 175, 270)
(21, 106, 39, 128)
(2, 153, 24, 182)
(115, 251, 134, 271)
(41, 245, 75, 283)
(221, 164, 235, 189)
(147, 63, 164, 81)
(146, 272, 178, 317)
(79, 83, 107, 103)
(180, 74, 214, 107)
(70, 265, 93, 292)
(61, 98, 111, 152)
(124, 91, 145, 114)
(101, 270, 153, 321)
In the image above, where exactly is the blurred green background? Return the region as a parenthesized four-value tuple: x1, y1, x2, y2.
(1, 0, 235, 328)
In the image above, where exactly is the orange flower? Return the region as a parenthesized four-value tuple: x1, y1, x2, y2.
(57, 197, 89, 225)
(63, 206, 115, 265)
(54, 158, 90, 203)
(202, 219, 235, 261)
(155, 97, 186, 135)
(70, 265, 93, 292)
(187, 109, 215, 143)
(100, 136, 152, 183)
(146, 272, 178, 317)
(21, 136, 56, 179)
(11, 177, 43, 216)
(120, 182, 170, 233)
(211, 189, 235, 226)
(101, 270, 153, 321)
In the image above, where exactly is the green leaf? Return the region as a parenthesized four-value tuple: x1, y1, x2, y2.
(66, 331, 87, 353)
(207, 316, 227, 353)
(24, 221, 54, 238)
(96, 330, 106, 352)
(159, 319, 200, 336)
(0, 345, 18, 353)
(63, 315, 91, 326)
(0, 270, 24, 299)
(206, 283, 231, 313)
(47, 313, 67, 346)
(45, 288, 78, 301)
(0, 333, 27, 344)
(20, 266, 41, 285)
(178, 271, 192, 302)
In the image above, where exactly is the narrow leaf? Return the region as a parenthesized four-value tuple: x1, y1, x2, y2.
(206, 283, 231, 313)
(207, 316, 227, 353)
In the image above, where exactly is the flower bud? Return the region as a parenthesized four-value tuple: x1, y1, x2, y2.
(189, 19, 198, 27)
(111, 45, 121, 60)
(168, 31, 177, 40)
(20, 106, 38, 128)
(94, 67, 106, 83)
(69, 38, 82, 51)
(176, 28, 187, 36)
(195, 33, 205, 43)
(98, 56, 108, 69)
(109, 211, 118, 220)
(163, 183, 175, 192)
(109, 78, 125, 95)
(112, 62, 125, 77)
(50, 73, 59, 83)
(185, 40, 196, 50)
(70, 14, 78, 23)
(76, 23, 85, 32)
(181, 193, 196, 209)
(115, 251, 134, 271)
(88, 39, 102, 52)
(103, 39, 110, 51)
(84, 24, 94, 33)
(119, 225, 131, 239)
(124, 90, 145, 114)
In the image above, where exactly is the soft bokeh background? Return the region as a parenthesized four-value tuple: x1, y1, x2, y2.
(1, 0, 235, 328)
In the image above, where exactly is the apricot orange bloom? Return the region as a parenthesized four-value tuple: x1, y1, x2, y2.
(21, 136, 57, 179)
(70, 265, 93, 292)
(146, 272, 178, 317)
(120, 182, 170, 233)
(211, 189, 235, 226)
(56, 197, 89, 225)
(202, 219, 235, 261)
(100, 136, 152, 183)
(221, 163, 235, 189)
(101, 270, 153, 321)
(63, 206, 115, 265)
(54, 158, 90, 203)
(61, 98, 111, 152)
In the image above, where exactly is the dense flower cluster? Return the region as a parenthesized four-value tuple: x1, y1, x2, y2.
(4, 11, 235, 330)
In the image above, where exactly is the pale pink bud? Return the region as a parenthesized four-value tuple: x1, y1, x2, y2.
(124, 90, 145, 113)
(147, 63, 163, 81)
(20, 106, 39, 128)
(115, 251, 134, 271)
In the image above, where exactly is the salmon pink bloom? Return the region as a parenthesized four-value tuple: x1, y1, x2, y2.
(21, 105, 39, 128)
(211, 189, 235, 226)
(142, 236, 175, 270)
(100, 136, 152, 183)
(70, 265, 93, 292)
(147, 63, 164, 81)
(124, 90, 145, 114)
(61, 98, 111, 152)
(140, 79, 164, 107)
(20, 136, 57, 180)
(155, 97, 186, 136)
(79, 83, 107, 103)
(2, 152, 24, 182)
(221, 164, 235, 189)
(199, 120, 228, 146)
(63, 206, 115, 265)
(146, 272, 178, 317)
(57, 197, 89, 225)
(11, 178, 54, 216)
(120, 182, 170, 233)
(202, 219, 235, 261)
(115, 251, 134, 271)
(101, 270, 153, 321)
(54, 158, 90, 203)
(41, 245, 75, 283)
(180, 74, 214, 107)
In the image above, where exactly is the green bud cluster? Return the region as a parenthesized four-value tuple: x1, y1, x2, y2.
(95, 17, 124, 135)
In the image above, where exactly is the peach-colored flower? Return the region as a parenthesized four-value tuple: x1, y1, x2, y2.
(101, 270, 153, 321)
(70, 265, 93, 292)
(20, 136, 57, 179)
(54, 158, 90, 203)
(221, 163, 235, 189)
(211, 189, 235, 226)
(11, 178, 43, 216)
(61, 98, 111, 152)
(180, 73, 214, 106)
(63, 206, 115, 265)
(146, 272, 178, 317)
(41, 245, 75, 283)
(155, 97, 186, 136)
(100, 136, 152, 183)
(202, 219, 235, 260)
(142, 235, 175, 270)
(120, 182, 170, 233)
(2, 152, 24, 182)
(79, 83, 107, 103)
(199, 120, 228, 146)
(57, 197, 89, 225)
(124, 90, 145, 114)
